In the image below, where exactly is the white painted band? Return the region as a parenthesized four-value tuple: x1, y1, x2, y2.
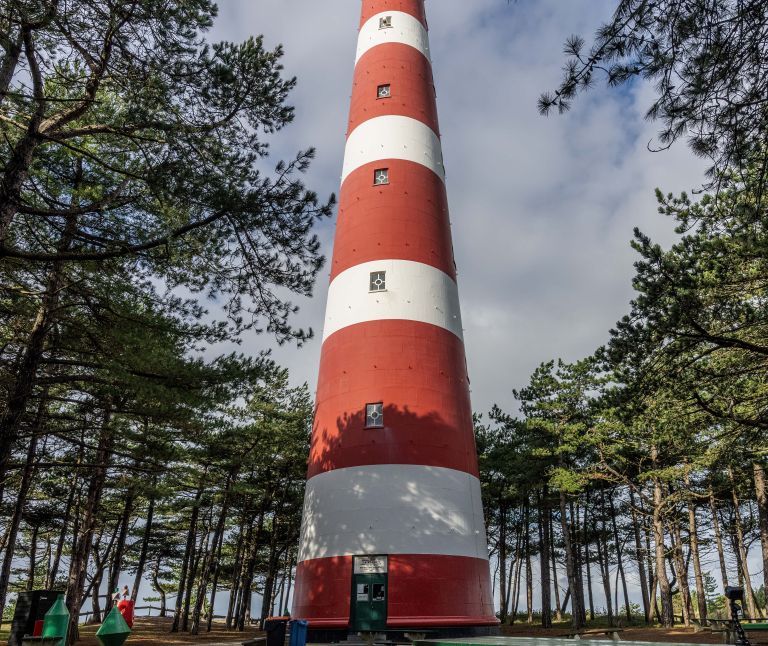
(298, 464, 489, 563)
(342, 115, 445, 184)
(356, 11, 431, 65)
(322, 259, 463, 342)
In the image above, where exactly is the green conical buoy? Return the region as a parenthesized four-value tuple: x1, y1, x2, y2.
(95, 606, 131, 646)
(41, 594, 69, 646)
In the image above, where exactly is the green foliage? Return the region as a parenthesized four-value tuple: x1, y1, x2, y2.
(539, 0, 768, 178)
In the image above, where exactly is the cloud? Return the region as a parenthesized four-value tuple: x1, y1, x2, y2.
(207, 0, 708, 415)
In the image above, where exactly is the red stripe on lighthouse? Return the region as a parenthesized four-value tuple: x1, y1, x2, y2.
(331, 159, 454, 281)
(349, 43, 439, 136)
(360, 0, 427, 27)
(294, 555, 495, 629)
(308, 320, 476, 479)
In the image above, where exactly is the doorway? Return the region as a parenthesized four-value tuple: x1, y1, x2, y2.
(351, 555, 388, 632)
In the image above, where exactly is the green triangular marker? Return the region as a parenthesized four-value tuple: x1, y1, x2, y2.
(41, 594, 69, 646)
(96, 606, 132, 646)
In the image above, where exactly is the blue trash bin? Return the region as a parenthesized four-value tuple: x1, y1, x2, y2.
(289, 620, 309, 646)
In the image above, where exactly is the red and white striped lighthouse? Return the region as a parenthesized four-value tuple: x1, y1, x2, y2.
(293, 0, 497, 634)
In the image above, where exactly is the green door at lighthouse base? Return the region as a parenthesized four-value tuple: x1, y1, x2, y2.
(351, 555, 388, 632)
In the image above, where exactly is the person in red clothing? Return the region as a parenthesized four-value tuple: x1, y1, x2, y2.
(116, 585, 134, 627)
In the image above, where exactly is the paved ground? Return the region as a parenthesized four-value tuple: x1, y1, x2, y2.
(502, 624, 724, 643)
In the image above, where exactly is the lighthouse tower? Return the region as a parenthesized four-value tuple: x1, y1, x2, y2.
(293, 0, 497, 636)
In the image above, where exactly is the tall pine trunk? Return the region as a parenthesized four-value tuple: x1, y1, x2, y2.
(607, 493, 631, 622)
(753, 461, 768, 610)
(539, 490, 552, 628)
(685, 473, 707, 624)
(729, 468, 758, 618)
(559, 491, 584, 629)
(171, 477, 205, 633)
(498, 503, 508, 622)
(65, 402, 114, 645)
(651, 466, 674, 627)
(550, 513, 562, 621)
(132, 489, 157, 603)
(0, 397, 44, 623)
(524, 501, 533, 624)
(629, 489, 650, 623)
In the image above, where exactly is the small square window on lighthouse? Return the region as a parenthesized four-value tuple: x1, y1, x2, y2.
(373, 168, 389, 185)
(379, 16, 392, 29)
(377, 84, 391, 99)
(369, 271, 386, 292)
(366, 403, 384, 428)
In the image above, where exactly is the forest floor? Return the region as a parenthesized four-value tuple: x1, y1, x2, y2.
(76, 616, 264, 644)
(0, 616, 264, 645)
(1, 618, 756, 645)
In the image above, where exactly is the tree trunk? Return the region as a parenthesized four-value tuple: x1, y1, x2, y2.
(26, 524, 39, 591)
(151, 557, 167, 617)
(510, 544, 523, 625)
(629, 489, 650, 623)
(193, 473, 234, 634)
(227, 521, 249, 629)
(729, 469, 758, 618)
(539, 491, 552, 628)
(607, 492, 630, 622)
(0, 400, 42, 622)
(573, 502, 587, 626)
(594, 514, 614, 626)
(171, 477, 205, 633)
(583, 509, 595, 622)
(559, 491, 584, 629)
(132, 489, 157, 603)
(753, 461, 768, 610)
(65, 403, 114, 645)
(669, 515, 691, 626)
(686, 475, 707, 624)
(284, 554, 295, 616)
(106, 490, 135, 613)
(550, 512, 562, 621)
(48, 439, 83, 589)
(652, 468, 674, 627)
(709, 488, 729, 590)
(524, 501, 533, 624)
(499, 503, 508, 622)
(182, 509, 211, 631)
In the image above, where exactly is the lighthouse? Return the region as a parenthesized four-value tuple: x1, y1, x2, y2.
(293, 0, 497, 636)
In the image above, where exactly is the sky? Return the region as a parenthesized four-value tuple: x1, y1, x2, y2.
(208, 0, 708, 418)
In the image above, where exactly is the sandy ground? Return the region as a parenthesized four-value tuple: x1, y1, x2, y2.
(3, 616, 765, 646)
(65, 616, 261, 645)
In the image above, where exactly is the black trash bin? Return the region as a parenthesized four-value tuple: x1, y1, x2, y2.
(264, 616, 290, 646)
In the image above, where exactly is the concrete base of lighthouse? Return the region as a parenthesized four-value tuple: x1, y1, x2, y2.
(307, 625, 500, 644)
(296, 554, 499, 643)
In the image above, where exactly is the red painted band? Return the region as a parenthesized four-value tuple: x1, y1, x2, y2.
(292, 554, 497, 629)
(350, 43, 439, 136)
(360, 0, 427, 29)
(332, 159, 455, 281)
(309, 320, 478, 479)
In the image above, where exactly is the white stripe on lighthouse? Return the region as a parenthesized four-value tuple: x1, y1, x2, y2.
(298, 464, 488, 563)
(322, 259, 463, 342)
(342, 115, 444, 184)
(356, 11, 431, 64)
